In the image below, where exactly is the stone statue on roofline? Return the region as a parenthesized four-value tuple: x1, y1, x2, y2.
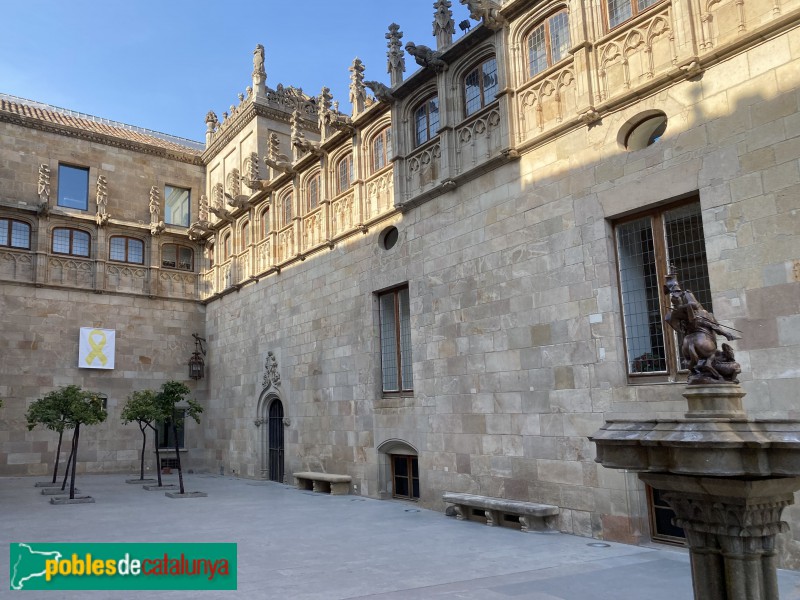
(405, 42, 448, 72)
(364, 81, 395, 103)
(663, 270, 741, 385)
(460, 0, 506, 30)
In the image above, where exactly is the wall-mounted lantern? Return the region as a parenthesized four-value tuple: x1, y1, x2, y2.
(188, 333, 207, 380)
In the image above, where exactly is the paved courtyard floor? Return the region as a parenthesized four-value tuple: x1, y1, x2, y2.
(2, 473, 800, 599)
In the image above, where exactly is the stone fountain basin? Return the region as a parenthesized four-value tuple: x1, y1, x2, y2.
(590, 419, 800, 477)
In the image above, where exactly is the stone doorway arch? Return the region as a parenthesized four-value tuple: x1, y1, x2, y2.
(377, 439, 419, 500)
(256, 390, 284, 482)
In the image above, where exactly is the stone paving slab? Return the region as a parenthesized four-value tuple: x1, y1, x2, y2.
(1, 474, 799, 599)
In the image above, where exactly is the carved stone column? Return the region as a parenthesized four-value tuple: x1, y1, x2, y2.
(640, 474, 798, 600)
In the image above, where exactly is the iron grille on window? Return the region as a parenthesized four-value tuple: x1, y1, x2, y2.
(615, 199, 712, 380)
(379, 286, 413, 393)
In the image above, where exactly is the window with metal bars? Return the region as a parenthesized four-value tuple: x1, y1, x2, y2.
(615, 199, 712, 380)
(109, 236, 144, 264)
(378, 286, 413, 394)
(0, 218, 31, 249)
(464, 57, 499, 117)
(607, 0, 663, 29)
(527, 11, 571, 78)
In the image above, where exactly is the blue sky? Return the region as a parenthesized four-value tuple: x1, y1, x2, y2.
(1, 1, 473, 142)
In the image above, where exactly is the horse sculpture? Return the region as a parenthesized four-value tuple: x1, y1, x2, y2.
(664, 272, 741, 384)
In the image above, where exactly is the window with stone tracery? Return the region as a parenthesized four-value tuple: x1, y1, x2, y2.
(240, 220, 250, 252)
(337, 155, 354, 195)
(307, 173, 320, 211)
(527, 11, 571, 78)
(464, 57, 498, 116)
(414, 96, 439, 147)
(260, 207, 270, 239)
(371, 127, 392, 173)
(280, 192, 293, 227)
(606, 0, 661, 29)
(222, 232, 231, 260)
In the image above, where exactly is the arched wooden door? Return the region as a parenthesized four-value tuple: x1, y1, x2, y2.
(267, 400, 284, 483)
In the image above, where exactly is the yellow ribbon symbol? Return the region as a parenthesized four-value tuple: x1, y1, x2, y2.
(85, 329, 108, 366)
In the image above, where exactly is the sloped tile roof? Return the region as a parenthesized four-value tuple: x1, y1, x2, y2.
(0, 96, 204, 157)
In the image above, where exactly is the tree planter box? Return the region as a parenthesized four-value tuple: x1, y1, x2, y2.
(126, 478, 158, 484)
(50, 496, 95, 505)
(143, 484, 178, 491)
(42, 488, 79, 495)
(165, 491, 207, 499)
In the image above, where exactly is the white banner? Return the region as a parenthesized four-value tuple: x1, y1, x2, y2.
(78, 328, 116, 369)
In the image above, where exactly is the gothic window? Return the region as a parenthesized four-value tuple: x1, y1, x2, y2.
(607, 0, 662, 29)
(371, 127, 393, 173)
(527, 11, 571, 78)
(164, 185, 191, 227)
(260, 207, 270, 239)
(281, 192, 294, 227)
(464, 57, 499, 116)
(57, 164, 89, 210)
(162, 243, 194, 271)
(615, 199, 711, 380)
(307, 173, 320, 211)
(378, 285, 413, 394)
(0, 219, 31, 249)
(222, 233, 232, 260)
(109, 236, 144, 264)
(207, 243, 214, 268)
(240, 220, 250, 252)
(414, 96, 440, 147)
(337, 155, 354, 195)
(52, 227, 90, 257)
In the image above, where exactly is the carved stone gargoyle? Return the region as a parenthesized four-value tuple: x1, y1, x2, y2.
(263, 133, 296, 176)
(290, 110, 322, 157)
(405, 42, 448, 72)
(460, 0, 507, 30)
(364, 81, 395, 103)
(208, 183, 234, 223)
(663, 271, 741, 385)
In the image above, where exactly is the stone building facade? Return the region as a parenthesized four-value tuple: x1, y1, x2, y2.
(2, 0, 800, 564)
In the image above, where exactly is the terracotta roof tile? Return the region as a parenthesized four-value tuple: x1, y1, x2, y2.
(0, 97, 204, 156)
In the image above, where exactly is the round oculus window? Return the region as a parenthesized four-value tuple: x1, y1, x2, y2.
(380, 226, 399, 250)
(624, 113, 667, 151)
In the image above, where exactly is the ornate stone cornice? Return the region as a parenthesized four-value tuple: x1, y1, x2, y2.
(0, 111, 203, 166)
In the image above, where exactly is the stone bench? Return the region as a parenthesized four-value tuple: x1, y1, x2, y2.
(293, 472, 352, 495)
(443, 492, 559, 532)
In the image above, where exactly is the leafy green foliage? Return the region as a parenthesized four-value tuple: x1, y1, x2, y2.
(155, 381, 202, 427)
(121, 390, 160, 427)
(26, 385, 84, 432)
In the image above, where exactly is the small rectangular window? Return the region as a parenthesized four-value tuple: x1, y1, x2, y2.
(379, 286, 413, 393)
(157, 409, 186, 449)
(57, 165, 89, 210)
(165, 185, 190, 227)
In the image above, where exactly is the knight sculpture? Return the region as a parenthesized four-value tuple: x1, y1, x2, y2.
(663, 271, 741, 385)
